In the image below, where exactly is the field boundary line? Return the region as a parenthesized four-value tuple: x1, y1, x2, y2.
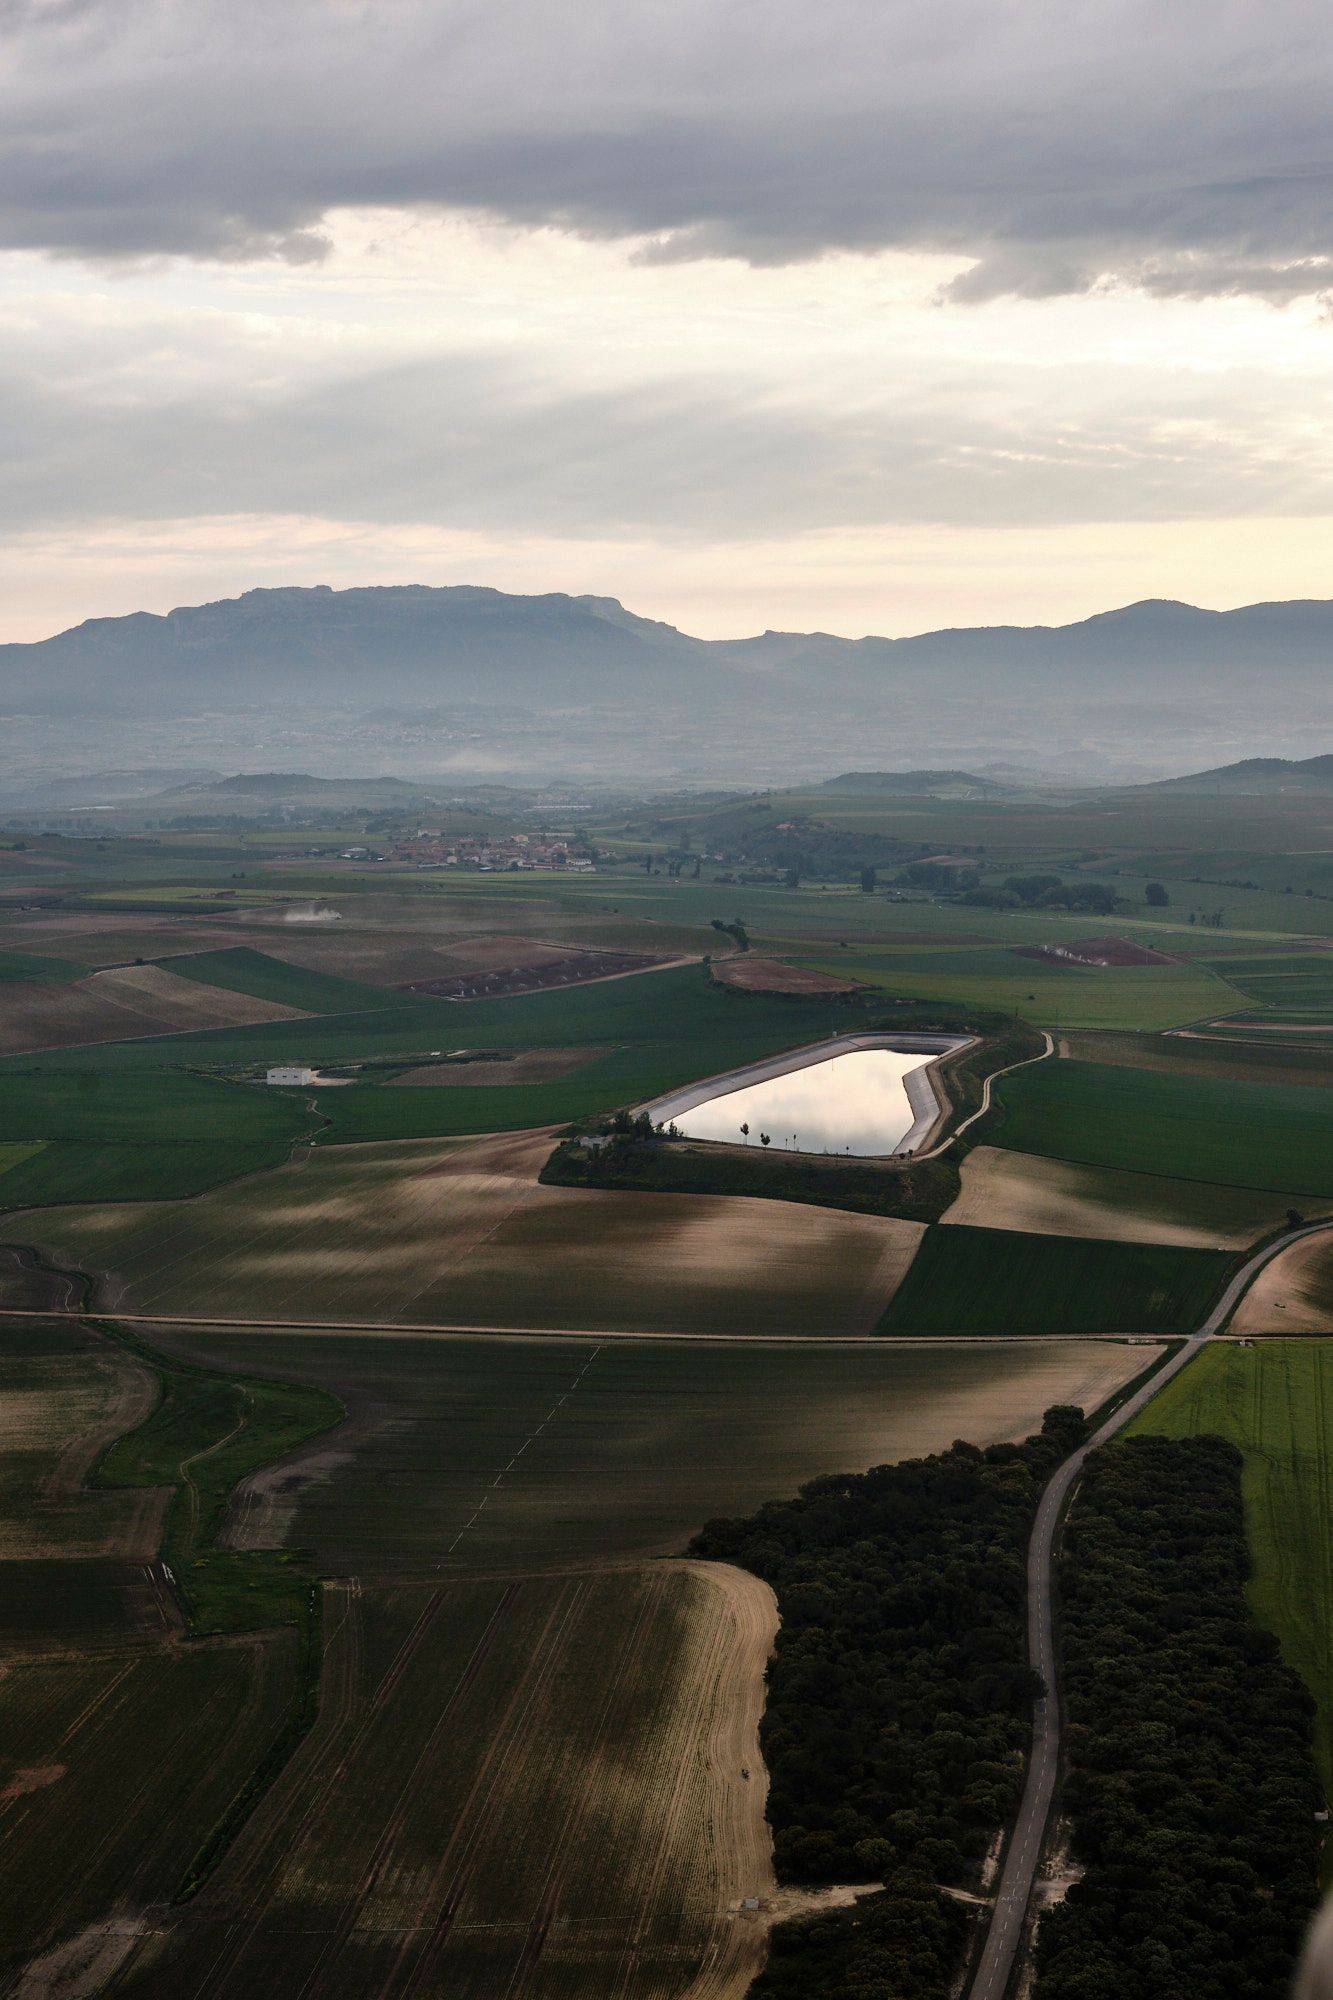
(443, 1344, 603, 1558)
(0, 1304, 1166, 1347)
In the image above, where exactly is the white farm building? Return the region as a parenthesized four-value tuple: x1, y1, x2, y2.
(266, 1066, 315, 1086)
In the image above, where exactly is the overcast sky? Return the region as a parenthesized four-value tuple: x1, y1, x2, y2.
(2, 0, 1331, 639)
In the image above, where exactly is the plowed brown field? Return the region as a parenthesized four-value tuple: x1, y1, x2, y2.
(0, 963, 307, 1055)
(0, 1636, 299, 1989)
(0, 1321, 168, 1560)
(711, 957, 861, 996)
(107, 1565, 776, 2000)
(27, 1129, 924, 1335)
(944, 1145, 1299, 1249)
(1231, 1230, 1333, 1332)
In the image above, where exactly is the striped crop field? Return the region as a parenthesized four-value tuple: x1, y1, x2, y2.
(108, 1566, 777, 2000)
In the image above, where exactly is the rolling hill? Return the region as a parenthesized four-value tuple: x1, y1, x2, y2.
(1139, 755, 1333, 795)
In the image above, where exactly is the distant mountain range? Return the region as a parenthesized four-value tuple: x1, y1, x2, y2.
(3, 584, 1330, 787)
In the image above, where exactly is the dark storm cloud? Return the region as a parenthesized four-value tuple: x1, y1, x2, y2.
(1, 0, 1330, 300)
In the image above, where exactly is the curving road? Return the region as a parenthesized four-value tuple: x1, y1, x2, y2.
(966, 1213, 1333, 2000)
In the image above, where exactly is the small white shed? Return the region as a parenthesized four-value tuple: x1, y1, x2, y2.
(266, 1066, 315, 1086)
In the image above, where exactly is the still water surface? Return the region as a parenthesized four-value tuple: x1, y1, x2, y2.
(674, 1047, 933, 1156)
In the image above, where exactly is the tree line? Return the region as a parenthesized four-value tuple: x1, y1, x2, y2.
(691, 1406, 1090, 1998)
(1034, 1434, 1322, 2000)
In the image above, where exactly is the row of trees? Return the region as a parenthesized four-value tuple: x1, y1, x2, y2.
(1035, 1435, 1322, 2000)
(542, 1115, 958, 1223)
(690, 1406, 1091, 1998)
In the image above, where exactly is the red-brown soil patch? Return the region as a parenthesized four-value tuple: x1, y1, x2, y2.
(401, 946, 664, 999)
(1014, 935, 1175, 969)
(712, 956, 862, 996)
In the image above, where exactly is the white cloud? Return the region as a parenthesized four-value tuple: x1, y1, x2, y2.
(2, 283, 1330, 544)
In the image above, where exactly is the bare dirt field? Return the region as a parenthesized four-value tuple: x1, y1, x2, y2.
(209, 926, 678, 999)
(1231, 1231, 1333, 1333)
(1209, 1018, 1333, 1035)
(0, 911, 269, 956)
(26, 1129, 926, 1335)
(388, 1046, 610, 1086)
(241, 929, 521, 988)
(404, 944, 666, 1000)
(944, 1145, 1300, 1249)
(109, 1565, 777, 2000)
(0, 1635, 299, 1990)
(711, 956, 862, 996)
(0, 1323, 168, 1561)
(1015, 936, 1175, 968)
(0, 1247, 83, 1315)
(0, 963, 306, 1055)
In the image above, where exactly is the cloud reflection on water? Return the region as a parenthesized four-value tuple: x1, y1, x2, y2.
(675, 1048, 932, 1156)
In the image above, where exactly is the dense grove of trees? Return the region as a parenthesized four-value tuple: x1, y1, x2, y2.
(752, 1876, 967, 2000)
(1035, 1435, 1322, 2000)
(691, 1408, 1090, 1998)
(953, 873, 1122, 913)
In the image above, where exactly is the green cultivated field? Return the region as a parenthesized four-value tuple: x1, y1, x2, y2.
(150, 1328, 1149, 1574)
(1130, 1341, 1333, 1877)
(0, 962, 867, 1106)
(161, 943, 390, 1012)
(991, 1056, 1333, 1195)
(0, 949, 87, 983)
(0, 1139, 46, 1181)
(1060, 1029, 1333, 1089)
(98, 1325, 343, 1633)
(0, 963, 899, 1151)
(798, 942, 1230, 1030)
(1207, 951, 1333, 1019)
(0, 1071, 318, 1207)
(878, 1223, 1233, 1335)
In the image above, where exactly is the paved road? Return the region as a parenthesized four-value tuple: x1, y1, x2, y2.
(966, 1213, 1333, 2000)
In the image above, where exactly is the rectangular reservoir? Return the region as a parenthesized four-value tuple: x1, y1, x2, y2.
(642, 1033, 971, 1158)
